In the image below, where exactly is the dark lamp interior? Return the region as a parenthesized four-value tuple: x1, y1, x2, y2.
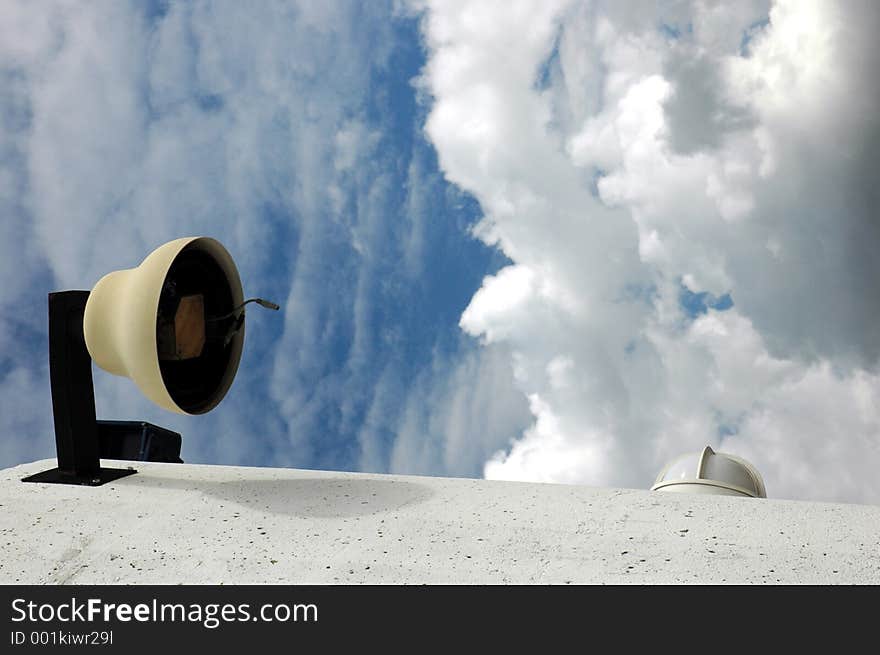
(156, 245, 237, 414)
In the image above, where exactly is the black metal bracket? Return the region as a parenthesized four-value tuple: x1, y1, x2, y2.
(97, 420, 183, 463)
(22, 291, 138, 486)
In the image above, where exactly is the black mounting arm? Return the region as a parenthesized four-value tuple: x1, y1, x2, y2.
(21, 291, 138, 486)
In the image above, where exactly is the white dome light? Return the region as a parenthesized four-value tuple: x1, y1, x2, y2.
(652, 446, 766, 498)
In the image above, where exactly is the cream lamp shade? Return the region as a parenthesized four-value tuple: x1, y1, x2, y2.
(83, 237, 245, 415)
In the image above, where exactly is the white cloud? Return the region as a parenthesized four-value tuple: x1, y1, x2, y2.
(418, 0, 880, 503)
(389, 341, 531, 477)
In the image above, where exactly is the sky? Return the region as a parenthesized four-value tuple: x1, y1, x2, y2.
(1, 0, 878, 505)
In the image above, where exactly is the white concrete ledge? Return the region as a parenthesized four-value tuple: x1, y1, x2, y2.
(2, 459, 878, 584)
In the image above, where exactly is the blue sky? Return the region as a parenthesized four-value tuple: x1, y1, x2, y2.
(2, 1, 880, 504)
(0, 1, 527, 480)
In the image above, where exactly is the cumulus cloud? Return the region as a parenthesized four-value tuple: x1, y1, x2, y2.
(418, 0, 880, 503)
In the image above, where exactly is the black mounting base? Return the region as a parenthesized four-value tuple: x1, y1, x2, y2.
(21, 466, 137, 486)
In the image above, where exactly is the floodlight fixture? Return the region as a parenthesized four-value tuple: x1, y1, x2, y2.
(22, 237, 279, 486)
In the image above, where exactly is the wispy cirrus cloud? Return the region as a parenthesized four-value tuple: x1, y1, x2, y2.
(0, 0, 526, 478)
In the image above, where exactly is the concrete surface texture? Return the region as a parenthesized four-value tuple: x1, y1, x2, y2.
(2, 458, 879, 584)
